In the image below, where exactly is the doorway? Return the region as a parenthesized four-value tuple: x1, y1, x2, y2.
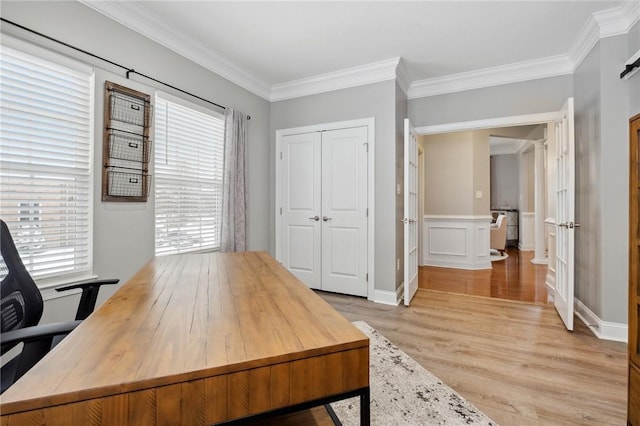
(414, 109, 567, 305)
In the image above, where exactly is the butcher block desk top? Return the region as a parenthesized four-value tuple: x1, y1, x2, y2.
(0, 251, 369, 425)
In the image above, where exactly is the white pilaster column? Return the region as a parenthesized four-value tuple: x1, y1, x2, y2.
(531, 139, 547, 264)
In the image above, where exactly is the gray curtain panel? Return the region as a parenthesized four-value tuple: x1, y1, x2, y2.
(220, 108, 247, 252)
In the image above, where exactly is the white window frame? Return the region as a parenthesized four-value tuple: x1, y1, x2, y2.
(0, 36, 95, 289)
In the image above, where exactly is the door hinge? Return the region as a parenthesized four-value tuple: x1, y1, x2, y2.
(280, 207, 282, 215)
(280, 152, 282, 160)
(366, 208, 368, 217)
(366, 273, 368, 282)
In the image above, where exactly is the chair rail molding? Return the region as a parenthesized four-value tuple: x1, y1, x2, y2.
(423, 215, 492, 270)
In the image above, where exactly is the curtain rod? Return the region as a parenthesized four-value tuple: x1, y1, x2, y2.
(0, 17, 250, 120)
(621, 56, 640, 80)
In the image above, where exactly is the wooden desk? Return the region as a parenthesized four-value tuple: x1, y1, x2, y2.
(0, 251, 369, 425)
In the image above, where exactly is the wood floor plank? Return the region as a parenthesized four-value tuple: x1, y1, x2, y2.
(319, 289, 627, 425)
(420, 248, 549, 303)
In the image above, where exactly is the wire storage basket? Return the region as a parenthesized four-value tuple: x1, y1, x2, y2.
(107, 130, 152, 164)
(109, 90, 153, 127)
(106, 168, 151, 199)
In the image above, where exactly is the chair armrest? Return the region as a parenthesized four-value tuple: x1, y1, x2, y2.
(55, 278, 119, 292)
(55, 278, 120, 321)
(1, 321, 81, 348)
(1, 321, 82, 387)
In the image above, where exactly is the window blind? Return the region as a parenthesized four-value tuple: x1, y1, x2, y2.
(0, 45, 93, 282)
(154, 95, 225, 255)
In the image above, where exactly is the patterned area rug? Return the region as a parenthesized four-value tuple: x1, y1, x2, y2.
(331, 321, 498, 425)
(490, 252, 509, 262)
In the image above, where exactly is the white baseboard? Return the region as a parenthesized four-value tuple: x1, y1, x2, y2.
(530, 258, 548, 265)
(374, 285, 403, 306)
(423, 259, 491, 270)
(574, 298, 627, 342)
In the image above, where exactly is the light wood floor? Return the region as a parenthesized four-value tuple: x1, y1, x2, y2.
(318, 289, 628, 426)
(420, 247, 549, 303)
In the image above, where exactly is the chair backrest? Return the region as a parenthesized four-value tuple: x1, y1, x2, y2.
(0, 219, 44, 353)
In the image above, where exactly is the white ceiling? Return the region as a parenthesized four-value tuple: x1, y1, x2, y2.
(82, 1, 639, 101)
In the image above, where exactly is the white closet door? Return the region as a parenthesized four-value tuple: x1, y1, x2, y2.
(280, 132, 322, 289)
(320, 127, 368, 297)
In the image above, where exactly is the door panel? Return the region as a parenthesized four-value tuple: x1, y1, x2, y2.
(554, 98, 575, 330)
(287, 226, 316, 272)
(321, 127, 368, 297)
(281, 132, 322, 289)
(326, 227, 358, 276)
(404, 119, 419, 306)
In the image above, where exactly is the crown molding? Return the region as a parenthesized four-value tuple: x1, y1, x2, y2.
(79, 0, 272, 100)
(489, 136, 531, 156)
(270, 57, 400, 102)
(567, 11, 601, 70)
(594, 1, 640, 38)
(80, 0, 639, 103)
(569, 1, 640, 70)
(407, 55, 573, 99)
(409, 2, 638, 100)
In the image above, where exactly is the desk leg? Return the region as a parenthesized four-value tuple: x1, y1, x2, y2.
(360, 387, 370, 425)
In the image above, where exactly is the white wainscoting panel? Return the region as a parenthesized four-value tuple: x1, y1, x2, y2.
(423, 215, 492, 270)
(429, 226, 467, 256)
(519, 211, 535, 251)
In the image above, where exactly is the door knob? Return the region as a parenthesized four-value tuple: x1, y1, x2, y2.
(309, 215, 320, 221)
(322, 216, 332, 222)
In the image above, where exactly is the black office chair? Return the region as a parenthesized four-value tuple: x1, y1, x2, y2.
(0, 219, 119, 393)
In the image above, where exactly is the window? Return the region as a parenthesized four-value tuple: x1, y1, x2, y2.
(154, 94, 225, 255)
(0, 43, 94, 283)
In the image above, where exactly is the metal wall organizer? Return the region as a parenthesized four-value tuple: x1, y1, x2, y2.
(102, 81, 152, 202)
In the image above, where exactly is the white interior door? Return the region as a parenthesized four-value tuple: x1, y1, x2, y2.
(404, 118, 419, 306)
(554, 98, 575, 331)
(280, 132, 322, 289)
(321, 127, 368, 297)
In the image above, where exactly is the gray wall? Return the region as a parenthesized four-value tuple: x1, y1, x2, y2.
(1, 1, 271, 322)
(270, 80, 398, 293)
(574, 32, 632, 324)
(490, 155, 519, 209)
(574, 41, 602, 319)
(422, 130, 489, 217)
(423, 132, 476, 215)
(630, 22, 640, 116)
(519, 149, 535, 212)
(409, 75, 574, 126)
(472, 131, 491, 215)
(599, 34, 630, 324)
